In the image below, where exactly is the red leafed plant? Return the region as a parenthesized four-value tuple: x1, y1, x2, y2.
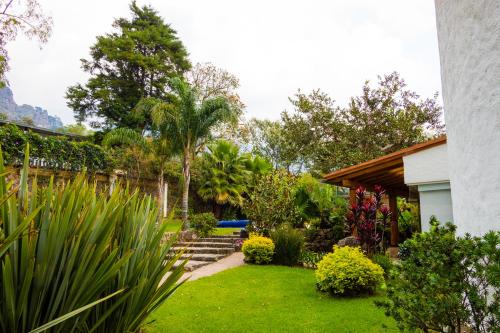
(346, 185, 391, 256)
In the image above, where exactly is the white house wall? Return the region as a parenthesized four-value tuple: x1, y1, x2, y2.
(403, 144, 449, 186)
(434, 0, 500, 236)
(418, 183, 454, 232)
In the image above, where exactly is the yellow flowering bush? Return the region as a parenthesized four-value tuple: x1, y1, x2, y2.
(242, 235, 275, 264)
(315, 246, 384, 296)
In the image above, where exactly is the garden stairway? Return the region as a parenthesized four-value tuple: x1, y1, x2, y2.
(172, 232, 243, 271)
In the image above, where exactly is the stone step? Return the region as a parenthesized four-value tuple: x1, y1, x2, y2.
(196, 237, 240, 243)
(177, 242, 235, 248)
(173, 260, 211, 272)
(180, 253, 226, 262)
(172, 247, 235, 255)
(209, 235, 242, 239)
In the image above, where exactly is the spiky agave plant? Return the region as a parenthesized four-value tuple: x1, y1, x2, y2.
(0, 145, 186, 332)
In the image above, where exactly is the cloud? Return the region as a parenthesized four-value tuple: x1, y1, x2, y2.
(5, 0, 442, 124)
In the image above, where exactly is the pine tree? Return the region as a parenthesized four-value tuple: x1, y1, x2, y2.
(66, 1, 191, 129)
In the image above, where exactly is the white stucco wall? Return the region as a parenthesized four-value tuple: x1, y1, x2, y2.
(418, 183, 454, 232)
(403, 143, 449, 186)
(434, 0, 500, 236)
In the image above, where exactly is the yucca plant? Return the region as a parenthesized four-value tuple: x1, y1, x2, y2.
(0, 145, 186, 332)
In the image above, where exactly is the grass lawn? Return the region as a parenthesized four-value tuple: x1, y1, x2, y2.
(164, 219, 241, 236)
(146, 265, 398, 333)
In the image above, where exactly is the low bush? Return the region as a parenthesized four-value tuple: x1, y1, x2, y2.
(377, 220, 500, 333)
(190, 212, 218, 237)
(315, 246, 384, 296)
(270, 226, 304, 266)
(371, 254, 393, 279)
(242, 235, 275, 264)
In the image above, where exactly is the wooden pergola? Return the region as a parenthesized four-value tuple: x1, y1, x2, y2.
(323, 136, 447, 246)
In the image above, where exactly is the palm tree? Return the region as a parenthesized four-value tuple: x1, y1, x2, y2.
(144, 78, 234, 228)
(102, 128, 172, 217)
(198, 140, 249, 217)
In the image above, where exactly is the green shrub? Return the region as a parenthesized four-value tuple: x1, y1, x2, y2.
(377, 220, 500, 333)
(0, 146, 186, 333)
(243, 170, 302, 234)
(300, 250, 326, 269)
(242, 235, 275, 264)
(371, 254, 393, 279)
(315, 246, 384, 296)
(270, 226, 304, 266)
(190, 212, 218, 237)
(294, 174, 347, 229)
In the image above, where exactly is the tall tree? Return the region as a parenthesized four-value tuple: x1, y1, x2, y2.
(186, 62, 247, 147)
(66, 1, 190, 129)
(139, 77, 234, 228)
(281, 72, 444, 174)
(246, 118, 304, 173)
(0, 0, 53, 87)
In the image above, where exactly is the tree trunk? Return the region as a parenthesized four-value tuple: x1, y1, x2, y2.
(182, 148, 191, 230)
(158, 168, 164, 219)
(214, 204, 222, 220)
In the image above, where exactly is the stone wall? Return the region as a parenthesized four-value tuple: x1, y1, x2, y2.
(5, 166, 182, 214)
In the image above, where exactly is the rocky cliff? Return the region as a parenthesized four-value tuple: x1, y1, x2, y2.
(0, 87, 63, 129)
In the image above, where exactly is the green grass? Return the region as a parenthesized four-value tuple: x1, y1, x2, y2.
(165, 219, 183, 232)
(146, 265, 398, 333)
(212, 227, 241, 236)
(164, 219, 241, 236)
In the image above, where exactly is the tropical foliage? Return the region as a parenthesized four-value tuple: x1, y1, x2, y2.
(103, 127, 172, 216)
(295, 174, 347, 252)
(197, 140, 271, 217)
(346, 186, 391, 256)
(0, 146, 186, 333)
(377, 221, 500, 333)
(137, 77, 235, 227)
(397, 197, 420, 237)
(315, 246, 384, 296)
(198, 140, 249, 208)
(0, 124, 112, 171)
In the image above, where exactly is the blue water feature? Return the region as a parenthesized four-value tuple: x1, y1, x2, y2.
(217, 220, 250, 228)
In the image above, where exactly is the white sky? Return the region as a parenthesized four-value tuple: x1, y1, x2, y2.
(5, 0, 442, 125)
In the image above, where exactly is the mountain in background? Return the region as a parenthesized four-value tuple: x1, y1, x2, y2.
(0, 87, 63, 130)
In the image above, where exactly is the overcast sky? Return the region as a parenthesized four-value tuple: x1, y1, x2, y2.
(6, 0, 442, 125)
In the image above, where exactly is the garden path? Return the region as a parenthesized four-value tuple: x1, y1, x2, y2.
(183, 252, 245, 281)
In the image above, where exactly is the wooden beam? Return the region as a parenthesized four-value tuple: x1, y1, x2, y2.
(331, 159, 404, 182)
(324, 136, 446, 181)
(342, 179, 408, 197)
(389, 193, 399, 246)
(355, 166, 405, 182)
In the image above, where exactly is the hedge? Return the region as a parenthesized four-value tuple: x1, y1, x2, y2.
(0, 124, 113, 172)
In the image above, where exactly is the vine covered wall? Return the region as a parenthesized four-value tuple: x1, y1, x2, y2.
(0, 124, 113, 172)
